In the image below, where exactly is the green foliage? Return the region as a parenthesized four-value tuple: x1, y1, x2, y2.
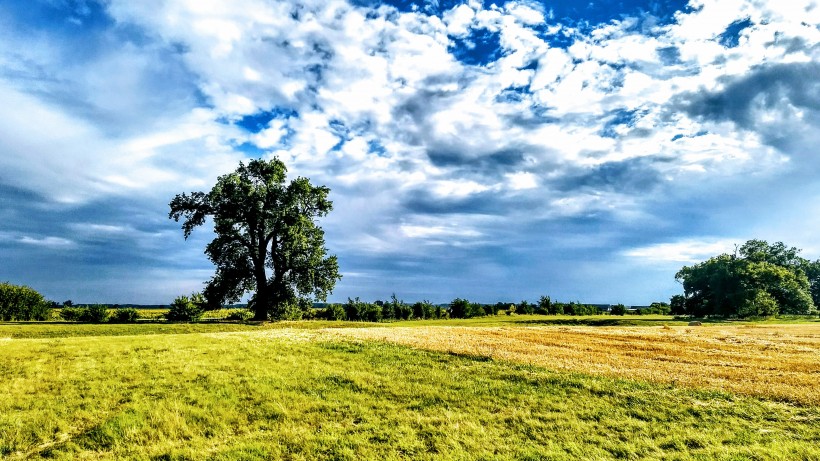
(536, 295, 551, 315)
(110, 307, 139, 323)
(169, 158, 341, 321)
(83, 304, 111, 323)
(560, 302, 601, 316)
(411, 300, 435, 319)
(517, 300, 534, 315)
(634, 302, 671, 315)
(738, 290, 779, 318)
(61, 305, 111, 323)
(670, 294, 686, 315)
(433, 305, 446, 319)
(343, 298, 382, 322)
(59, 306, 84, 321)
(320, 303, 347, 321)
(448, 298, 471, 318)
(0, 282, 52, 321)
(225, 309, 253, 321)
(675, 240, 816, 318)
(610, 303, 627, 316)
(448, 298, 491, 318)
(166, 293, 206, 322)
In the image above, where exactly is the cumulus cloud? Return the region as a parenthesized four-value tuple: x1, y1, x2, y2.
(1, 0, 819, 303)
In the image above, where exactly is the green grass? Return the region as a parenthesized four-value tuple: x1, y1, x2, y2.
(1, 325, 818, 460)
(0, 321, 371, 339)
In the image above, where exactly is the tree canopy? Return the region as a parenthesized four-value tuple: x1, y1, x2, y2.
(169, 158, 341, 320)
(675, 240, 817, 318)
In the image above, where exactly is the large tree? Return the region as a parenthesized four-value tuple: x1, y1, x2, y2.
(675, 240, 815, 318)
(169, 158, 341, 320)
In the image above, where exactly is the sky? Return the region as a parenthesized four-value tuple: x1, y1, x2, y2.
(1, 0, 819, 305)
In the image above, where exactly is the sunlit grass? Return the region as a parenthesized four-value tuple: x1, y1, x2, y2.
(1, 325, 819, 460)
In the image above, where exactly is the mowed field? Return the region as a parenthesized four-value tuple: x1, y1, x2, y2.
(1, 318, 819, 460)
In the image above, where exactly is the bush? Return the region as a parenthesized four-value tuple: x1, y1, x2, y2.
(517, 300, 534, 315)
(343, 298, 382, 322)
(81, 304, 111, 323)
(321, 304, 347, 320)
(610, 304, 627, 316)
(411, 301, 435, 319)
(225, 309, 253, 321)
(272, 299, 311, 320)
(536, 296, 551, 315)
(61, 305, 111, 322)
(110, 307, 139, 323)
(449, 298, 470, 318)
(0, 282, 53, 321)
(166, 293, 205, 322)
(361, 302, 382, 322)
(60, 306, 85, 321)
(433, 305, 446, 319)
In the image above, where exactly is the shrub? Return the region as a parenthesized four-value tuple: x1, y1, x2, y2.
(449, 298, 470, 318)
(469, 303, 487, 317)
(517, 300, 534, 315)
(225, 309, 253, 321)
(343, 298, 381, 321)
(361, 302, 383, 322)
(433, 305, 446, 319)
(610, 304, 627, 316)
(60, 306, 85, 321)
(0, 282, 53, 321)
(166, 293, 205, 322)
(272, 299, 311, 320)
(111, 307, 140, 323)
(536, 296, 551, 315)
(321, 304, 347, 321)
(411, 301, 435, 319)
(343, 298, 364, 321)
(547, 302, 565, 315)
(81, 304, 111, 323)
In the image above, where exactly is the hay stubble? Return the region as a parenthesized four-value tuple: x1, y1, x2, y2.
(328, 323, 820, 405)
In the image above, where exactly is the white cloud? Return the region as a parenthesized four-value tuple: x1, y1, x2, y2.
(19, 236, 76, 248)
(624, 239, 740, 263)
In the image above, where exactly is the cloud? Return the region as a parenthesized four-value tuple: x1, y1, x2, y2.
(18, 236, 76, 248)
(1, 0, 820, 304)
(624, 239, 740, 264)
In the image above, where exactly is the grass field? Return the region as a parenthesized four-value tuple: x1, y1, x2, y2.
(1, 318, 819, 460)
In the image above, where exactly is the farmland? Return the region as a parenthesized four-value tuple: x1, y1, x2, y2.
(1, 318, 819, 460)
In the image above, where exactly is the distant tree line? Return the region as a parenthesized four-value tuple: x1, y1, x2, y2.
(311, 294, 628, 321)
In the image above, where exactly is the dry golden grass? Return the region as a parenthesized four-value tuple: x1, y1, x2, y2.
(327, 323, 820, 405)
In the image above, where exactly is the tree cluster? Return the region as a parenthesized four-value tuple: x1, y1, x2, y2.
(0, 282, 52, 321)
(60, 303, 141, 323)
(675, 240, 819, 318)
(319, 295, 444, 322)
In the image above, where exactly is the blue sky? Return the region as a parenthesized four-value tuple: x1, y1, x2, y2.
(1, 0, 819, 305)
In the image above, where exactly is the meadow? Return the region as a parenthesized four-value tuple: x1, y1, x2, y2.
(1, 317, 819, 460)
